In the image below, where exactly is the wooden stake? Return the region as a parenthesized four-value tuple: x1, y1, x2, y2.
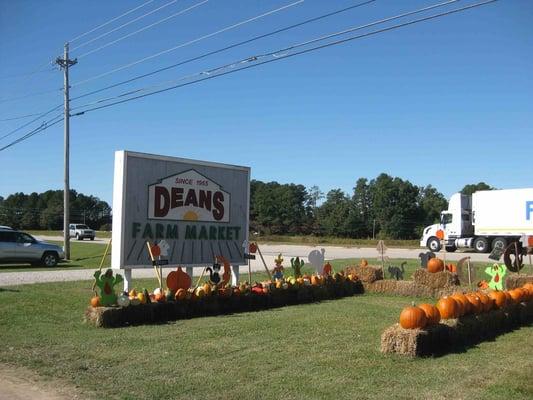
(146, 242, 162, 288)
(255, 243, 272, 280)
(92, 239, 112, 292)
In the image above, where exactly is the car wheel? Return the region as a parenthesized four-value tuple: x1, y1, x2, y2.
(427, 237, 441, 252)
(90, 237, 94, 241)
(492, 237, 507, 251)
(474, 237, 489, 253)
(41, 252, 58, 267)
(76, 233, 82, 241)
(445, 245, 457, 253)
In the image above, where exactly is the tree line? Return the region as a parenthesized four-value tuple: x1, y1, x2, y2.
(0, 178, 492, 239)
(0, 190, 111, 231)
(251, 176, 493, 239)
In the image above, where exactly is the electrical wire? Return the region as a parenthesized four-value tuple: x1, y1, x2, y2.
(0, 113, 47, 122)
(72, 0, 498, 115)
(0, 104, 62, 141)
(71, 0, 180, 52)
(70, 0, 377, 102)
(0, 87, 62, 104)
(69, 0, 155, 43)
(0, 66, 56, 80)
(71, 0, 305, 87)
(0, 115, 63, 152)
(76, 0, 210, 59)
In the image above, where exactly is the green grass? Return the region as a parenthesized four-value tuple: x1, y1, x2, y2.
(26, 229, 112, 238)
(0, 240, 109, 272)
(0, 278, 531, 400)
(252, 234, 420, 248)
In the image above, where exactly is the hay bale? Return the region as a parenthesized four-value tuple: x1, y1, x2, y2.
(380, 323, 450, 357)
(363, 279, 464, 298)
(413, 268, 459, 289)
(345, 265, 383, 283)
(505, 273, 533, 289)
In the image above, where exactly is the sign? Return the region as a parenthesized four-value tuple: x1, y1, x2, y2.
(112, 151, 250, 269)
(376, 240, 387, 254)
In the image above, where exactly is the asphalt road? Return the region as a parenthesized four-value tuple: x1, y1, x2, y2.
(0, 241, 496, 287)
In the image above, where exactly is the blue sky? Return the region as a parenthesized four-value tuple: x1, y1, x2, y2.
(1, 0, 532, 205)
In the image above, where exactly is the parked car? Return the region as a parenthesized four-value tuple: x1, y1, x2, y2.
(69, 224, 95, 240)
(0, 225, 13, 230)
(0, 228, 65, 267)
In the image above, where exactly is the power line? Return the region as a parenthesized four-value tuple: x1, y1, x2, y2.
(0, 87, 62, 104)
(70, 0, 472, 111)
(0, 115, 63, 152)
(76, 0, 210, 59)
(71, 0, 305, 88)
(71, 0, 180, 52)
(69, 0, 155, 43)
(0, 66, 56, 80)
(70, 0, 377, 102)
(0, 104, 62, 141)
(72, 0, 498, 116)
(0, 113, 48, 122)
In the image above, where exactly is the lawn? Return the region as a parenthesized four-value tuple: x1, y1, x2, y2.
(0, 240, 109, 272)
(251, 234, 420, 248)
(26, 230, 112, 239)
(0, 278, 531, 400)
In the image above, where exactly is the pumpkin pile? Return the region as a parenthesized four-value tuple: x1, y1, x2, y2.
(399, 283, 533, 329)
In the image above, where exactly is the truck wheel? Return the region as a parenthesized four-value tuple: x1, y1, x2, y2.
(427, 237, 441, 252)
(41, 252, 58, 267)
(492, 237, 507, 251)
(445, 245, 457, 253)
(474, 237, 489, 253)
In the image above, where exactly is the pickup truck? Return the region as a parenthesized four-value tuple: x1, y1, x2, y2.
(69, 224, 96, 240)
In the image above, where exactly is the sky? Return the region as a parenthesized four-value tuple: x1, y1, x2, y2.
(1, 0, 532, 206)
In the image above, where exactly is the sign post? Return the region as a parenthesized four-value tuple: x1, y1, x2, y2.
(376, 240, 387, 277)
(112, 151, 250, 291)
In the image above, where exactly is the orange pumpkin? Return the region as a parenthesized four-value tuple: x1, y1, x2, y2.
(477, 292, 493, 312)
(451, 293, 469, 316)
(154, 293, 165, 302)
(465, 293, 482, 314)
(523, 283, 533, 300)
(166, 267, 192, 292)
(203, 283, 212, 296)
(488, 290, 506, 308)
(175, 288, 187, 300)
(90, 296, 101, 307)
(445, 263, 457, 273)
(504, 291, 512, 306)
(508, 289, 523, 304)
(436, 296, 459, 319)
(311, 275, 320, 286)
(427, 258, 444, 273)
(418, 303, 441, 325)
(399, 304, 427, 329)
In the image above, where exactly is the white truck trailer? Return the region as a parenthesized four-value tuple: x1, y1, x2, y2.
(420, 188, 533, 253)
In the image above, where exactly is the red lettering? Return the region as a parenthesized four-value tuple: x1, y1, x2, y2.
(184, 189, 198, 207)
(171, 187, 184, 209)
(199, 190, 212, 211)
(154, 186, 170, 217)
(212, 191, 224, 220)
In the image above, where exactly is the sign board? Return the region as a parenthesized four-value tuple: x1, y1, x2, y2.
(112, 151, 250, 270)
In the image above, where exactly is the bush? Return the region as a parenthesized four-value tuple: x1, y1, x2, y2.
(100, 223, 112, 231)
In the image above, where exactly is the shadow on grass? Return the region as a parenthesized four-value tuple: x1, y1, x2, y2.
(0, 287, 21, 293)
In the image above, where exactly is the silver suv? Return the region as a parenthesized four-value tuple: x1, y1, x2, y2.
(0, 229, 65, 267)
(69, 224, 95, 241)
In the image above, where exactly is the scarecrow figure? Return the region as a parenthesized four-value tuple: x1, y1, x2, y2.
(272, 254, 284, 281)
(484, 263, 507, 291)
(94, 269, 123, 306)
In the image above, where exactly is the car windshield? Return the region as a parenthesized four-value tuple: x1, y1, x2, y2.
(77, 225, 89, 229)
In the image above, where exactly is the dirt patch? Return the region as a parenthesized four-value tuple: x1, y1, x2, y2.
(0, 364, 85, 400)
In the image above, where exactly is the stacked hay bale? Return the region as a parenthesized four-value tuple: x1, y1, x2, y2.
(506, 273, 533, 289)
(345, 264, 383, 283)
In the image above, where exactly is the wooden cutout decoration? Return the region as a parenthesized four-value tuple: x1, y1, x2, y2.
(308, 248, 325, 274)
(93, 269, 123, 306)
(166, 267, 192, 292)
(216, 255, 231, 287)
(418, 251, 435, 268)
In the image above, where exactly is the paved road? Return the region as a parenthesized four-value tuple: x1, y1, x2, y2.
(0, 241, 495, 287)
(35, 235, 109, 244)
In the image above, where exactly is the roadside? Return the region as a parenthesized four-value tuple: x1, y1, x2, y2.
(0, 242, 494, 286)
(0, 364, 84, 400)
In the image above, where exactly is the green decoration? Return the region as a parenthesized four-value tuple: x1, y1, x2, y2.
(484, 263, 507, 291)
(290, 257, 305, 278)
(93, 269, 123, 306)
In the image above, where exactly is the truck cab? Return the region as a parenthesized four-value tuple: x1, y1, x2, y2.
(420, 193, 473, 252)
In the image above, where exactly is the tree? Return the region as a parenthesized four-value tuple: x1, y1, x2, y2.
(307, 185, 324, 211)
(417, 185, 448, 233)
(316, 189, 353, 237)
(352, 178, 373, 237)
(460, 182, 494, 196)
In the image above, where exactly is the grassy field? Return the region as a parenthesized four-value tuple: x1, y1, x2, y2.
(26, 230, 112, 239)
(0, 277, 531, 400)
(0, 241, 110, 272)
(252, 234, 420, 248)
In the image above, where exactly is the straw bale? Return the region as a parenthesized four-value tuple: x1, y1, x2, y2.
(413, 268, 459, 289)
(505, 273, 533, 290)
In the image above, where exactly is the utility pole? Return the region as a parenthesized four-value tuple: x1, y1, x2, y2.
(56, 43, 77, 260)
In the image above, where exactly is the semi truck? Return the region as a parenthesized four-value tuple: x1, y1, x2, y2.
(420, 188, 533, 253)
